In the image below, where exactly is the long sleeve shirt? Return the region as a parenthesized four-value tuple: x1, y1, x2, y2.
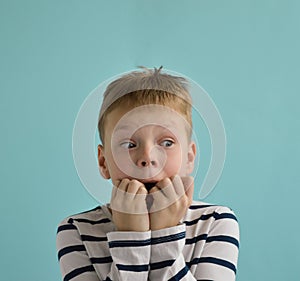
(56, 200, 239, 281)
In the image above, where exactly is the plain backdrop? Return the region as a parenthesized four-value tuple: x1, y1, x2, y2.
(1, 1, 299, 280)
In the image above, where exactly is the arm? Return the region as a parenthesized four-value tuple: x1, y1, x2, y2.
(149, 206, 240, 281)
(57, 179, 151, 281)
(149, 224, 192, 280)
(56, 219, 101, 281)
(105, 178, 152, 279)
(189, 206, 240, 280)
(148, 176, 198, 280)
(56, 218, 151, 281)
(106, 230, 151, 280)
(149, 207, 239, 281)
(148, 176, 239, 280)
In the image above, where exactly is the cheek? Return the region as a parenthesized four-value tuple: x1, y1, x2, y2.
(108, 150, 137, 179)
(115, 150, 134, 170)
(164, 149, 182, 173)
(106, 152, 127, 177)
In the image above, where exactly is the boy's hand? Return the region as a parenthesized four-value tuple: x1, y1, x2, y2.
(149, 175, 194, 231)
(110, 179, 150, 232)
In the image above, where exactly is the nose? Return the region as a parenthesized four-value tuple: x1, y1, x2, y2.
(138, 159, 157, 167)
(136, 144, 158, 168)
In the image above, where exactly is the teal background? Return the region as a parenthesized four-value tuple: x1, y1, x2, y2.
(1, 1, 299, 280)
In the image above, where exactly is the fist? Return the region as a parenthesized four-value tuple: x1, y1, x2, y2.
(149, 175, 194, 230)
(110, 179, 150, 232)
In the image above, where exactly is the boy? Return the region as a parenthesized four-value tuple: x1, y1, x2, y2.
(56, 67, 239, 281)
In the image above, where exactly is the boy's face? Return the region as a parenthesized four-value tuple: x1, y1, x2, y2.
(98, 104, 196, 190)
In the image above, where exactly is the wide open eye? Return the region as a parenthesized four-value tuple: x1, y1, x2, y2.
(120, 141, 136, 149)
(160, 139, 175, 148)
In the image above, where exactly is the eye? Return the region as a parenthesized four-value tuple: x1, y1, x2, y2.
(160, 139, 174, 148)
(120, 141, 136, 149)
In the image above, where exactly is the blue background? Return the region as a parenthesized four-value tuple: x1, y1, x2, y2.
(1, 1, 299, 280)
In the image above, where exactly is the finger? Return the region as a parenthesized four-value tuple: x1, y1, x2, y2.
(110, 184, 122, 212)
(113, 179, 133, 205)
(156, 178, 176, 199)
(133, 185, 148, 214)
(118, 178, 130, 192)
(156, 178, 172, 190)
(156, 178, 172, 197)
(150, 180, 178, 212)
(136, 185, 148, 195)
(128, 181, 147, 202)
(111, 185, 118, 198)
(181, 176, 194, 204)
(170, 175, 185, 198)
(148, 186, 163, 208)
(149, 186, 168, 212)
(149, 186, 160, 194)
(112, 179, 120, 188)
(181, 176, 194, 191)
(127, 179, 144, 194)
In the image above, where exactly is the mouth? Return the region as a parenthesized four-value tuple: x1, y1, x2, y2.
(143, 182, 157, 191)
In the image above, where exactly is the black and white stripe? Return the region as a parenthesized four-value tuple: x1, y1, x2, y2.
(56, 201, 239, 281)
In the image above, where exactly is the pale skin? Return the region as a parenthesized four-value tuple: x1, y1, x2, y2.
(98, 105, 196, 232)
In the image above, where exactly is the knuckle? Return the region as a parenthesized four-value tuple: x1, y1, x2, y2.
(130, 179, 140, 185)
(123, 178, 130, 185)
(137, 187, 147, 195)
(158, 177, 172, 188)
(164, 177, 172, 186)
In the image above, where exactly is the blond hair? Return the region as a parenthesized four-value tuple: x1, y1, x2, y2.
(98, 66, 192, 144)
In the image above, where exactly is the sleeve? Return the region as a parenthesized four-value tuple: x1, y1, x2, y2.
(106, 231, 151, 280)
(148, 206, 240, 281)
(149, 224, 197, 281)
(189, 206, 240, 281)
(56, 218, 152, 281)
(56, 218, 101, 281)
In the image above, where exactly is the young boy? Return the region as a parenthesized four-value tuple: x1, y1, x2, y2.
(56, 67, 239, 281)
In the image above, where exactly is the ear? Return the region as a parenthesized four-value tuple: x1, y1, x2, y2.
(186, 141, 196, 174)
(97, 144, 111, 179)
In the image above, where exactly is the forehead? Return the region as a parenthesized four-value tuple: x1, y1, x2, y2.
(105, 104, 190, 139)
(116, 104, 182, 124)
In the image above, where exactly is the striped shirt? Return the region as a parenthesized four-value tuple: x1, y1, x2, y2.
(56, 200, 239, 281)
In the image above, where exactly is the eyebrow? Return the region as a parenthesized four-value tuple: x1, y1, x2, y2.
(114, 125, 137, 132)
(114, 122, 178, 132)
(113, 124, 143, 136)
